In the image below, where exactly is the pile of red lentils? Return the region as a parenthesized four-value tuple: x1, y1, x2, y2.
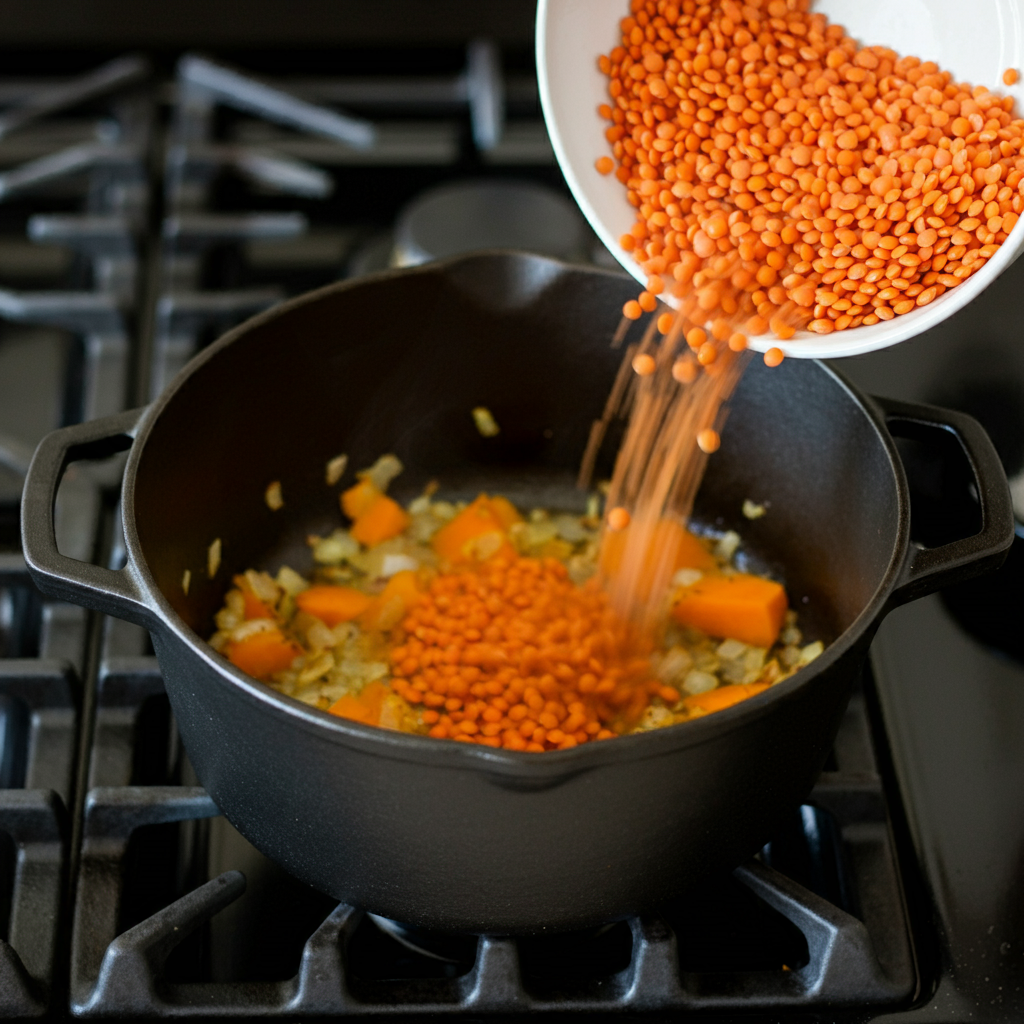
(386, 556, 672, 751)
(596, 0, 1024, 355)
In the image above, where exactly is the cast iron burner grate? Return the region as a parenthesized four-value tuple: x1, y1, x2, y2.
(66, 655, 917, 1017)
(0, 657, 77, 1017)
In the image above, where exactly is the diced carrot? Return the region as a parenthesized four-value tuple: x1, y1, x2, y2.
(683, 682, 769, 714)
(361, 570, 422, 632)
(362, 680, 387, 718)
(341, 478, 381, 520)
(327, 694, 370, 723)
(671, 573, 787, 648)
(487, 495, 522, 530)
(328, 680, 387, 725)
(234, 575, 274, 620)
(600, 518, 716, 594)
(242, 591, 273, 620)
(350, 494, 411, 546)
(432, 495, 517, 564)
(227, 629, 301, 680)
(296, 585, 372, 626)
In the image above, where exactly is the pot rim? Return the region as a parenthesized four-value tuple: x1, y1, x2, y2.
(120, 251, 910, 777)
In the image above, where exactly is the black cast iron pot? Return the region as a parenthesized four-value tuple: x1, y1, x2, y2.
(20, 253, 1013, 934)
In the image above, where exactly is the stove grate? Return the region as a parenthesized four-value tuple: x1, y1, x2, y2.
(70, 845, 911, 1016)
(67, 656, 917, 1017)
(0, 658, 76, 1017)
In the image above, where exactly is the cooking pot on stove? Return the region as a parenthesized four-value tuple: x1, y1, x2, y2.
(19, 252, 1012, 934)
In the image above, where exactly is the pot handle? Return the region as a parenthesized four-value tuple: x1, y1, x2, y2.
(876, 395, 1014, 607)
(20, 407, 160, 630)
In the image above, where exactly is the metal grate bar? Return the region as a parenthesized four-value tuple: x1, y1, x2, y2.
(67, 796, 914, 1015)
(0, 659, 78, 802)
(0, 790, 67, 1016)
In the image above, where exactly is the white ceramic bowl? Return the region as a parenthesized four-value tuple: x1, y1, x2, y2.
(537, 0, 1024, 357)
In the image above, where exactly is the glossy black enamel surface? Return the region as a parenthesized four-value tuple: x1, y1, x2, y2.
(21, 253, 1014, 933)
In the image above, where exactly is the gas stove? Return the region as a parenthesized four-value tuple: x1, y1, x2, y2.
(0, 28, 1023, 1023)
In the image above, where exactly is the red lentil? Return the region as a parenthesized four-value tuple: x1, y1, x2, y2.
(389, 556, 659, 750)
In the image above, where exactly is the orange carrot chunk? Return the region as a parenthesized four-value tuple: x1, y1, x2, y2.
(227, 630, 301, 679)
(241, 592, 273, 620)
(432, 495, 517, 564)
(328, 680, 387, 725)
(296, 585, 372, 626)
(341, 478, 381, 520)
(683, 682, 769, 714)
(350, 494, 411, 546)
(234, 576, 275, 620)
(600, 519, 717, 594)
(327, 694, 372, 724)
(486, 495, 523, 531)
(671, 573, 787, 649)
(360, 570, 422, 632)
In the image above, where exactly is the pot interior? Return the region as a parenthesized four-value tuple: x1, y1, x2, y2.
(131, 253, 900, 653)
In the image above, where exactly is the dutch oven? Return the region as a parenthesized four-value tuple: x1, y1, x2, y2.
(20, 252, 1013, 934)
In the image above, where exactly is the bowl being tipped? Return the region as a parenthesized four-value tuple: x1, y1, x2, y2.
(537, 0, 1024, 358)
